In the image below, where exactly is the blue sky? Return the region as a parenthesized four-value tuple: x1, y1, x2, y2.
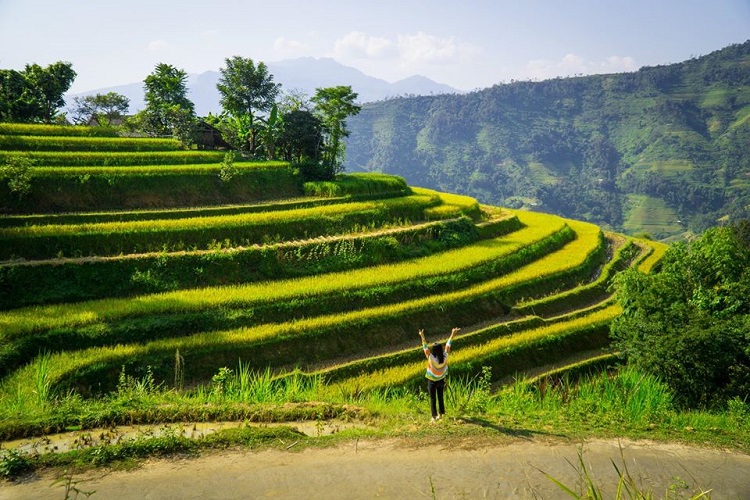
(1, 0, 748, 93)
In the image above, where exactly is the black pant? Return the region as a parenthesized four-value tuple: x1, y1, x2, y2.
(428, 378, 446, 418)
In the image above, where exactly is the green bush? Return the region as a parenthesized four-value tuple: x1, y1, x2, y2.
(611, 224, 750, 408)
(0, 153, 34, 197)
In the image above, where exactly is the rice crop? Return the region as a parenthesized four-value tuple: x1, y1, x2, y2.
(0, 193, 445, 259)
(0, 135, 183, 152)
(327, 305, 620, 394)
(0, 150, 228, 166)
(0, 214, 607, 396)
(28, 162, 290, 176)
(0, 123, 119, 137)
(0, 210, 564, 339)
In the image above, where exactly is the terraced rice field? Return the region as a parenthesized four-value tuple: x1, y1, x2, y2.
(0, 124, 666, 436)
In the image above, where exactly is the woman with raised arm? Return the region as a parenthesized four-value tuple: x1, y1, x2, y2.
(418, 327, 460, 422)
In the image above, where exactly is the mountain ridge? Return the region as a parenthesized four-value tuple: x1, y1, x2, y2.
(68, 57, 460, 116)
(344, 40, 750, 240)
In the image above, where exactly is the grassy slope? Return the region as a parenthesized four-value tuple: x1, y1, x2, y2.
(3, 124, 746, 477)
(345, 40, 750, 239)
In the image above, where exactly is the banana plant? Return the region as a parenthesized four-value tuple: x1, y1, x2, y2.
(257, 104, 282, 160)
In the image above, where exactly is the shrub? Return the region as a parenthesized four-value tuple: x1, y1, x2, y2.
(218, 151, 238, 182)
(0, 448, 32, 478)
(611, 225, 750, 408)
(0, 153, 34, 197)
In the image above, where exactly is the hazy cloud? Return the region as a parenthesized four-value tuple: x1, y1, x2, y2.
(525, 54, 638, 80)
(397, 32, 479, 65)
(332, 31, 398, 59)
(147, 39, 169, 52)
(331, 30, 479, 66)
(274, 36, 312, 56)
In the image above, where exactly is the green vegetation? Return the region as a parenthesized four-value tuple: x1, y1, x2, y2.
(347, 40, 750, 239)
(0, 193, 446, 259)
(0, 123, 119, 137)
(1, 363, 747, 480)
(1, 86, 748, 484)
(611, 221, 750, 409)
(0, 61, 76, 123)
(623, 194, 683, 237)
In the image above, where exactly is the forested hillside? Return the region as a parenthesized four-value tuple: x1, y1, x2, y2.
(346, 41, 750, 240)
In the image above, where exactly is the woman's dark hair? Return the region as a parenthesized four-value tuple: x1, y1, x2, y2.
(432, 342, 445, 363)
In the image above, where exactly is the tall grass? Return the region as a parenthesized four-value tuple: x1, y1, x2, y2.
(34, 352, 52, 409)
(492, 364, 675, 428)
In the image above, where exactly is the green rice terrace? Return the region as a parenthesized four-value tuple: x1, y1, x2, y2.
(10, 122, 744, 481)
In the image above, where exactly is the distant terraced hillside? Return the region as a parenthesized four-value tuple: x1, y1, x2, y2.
(0, 124, 666, 437)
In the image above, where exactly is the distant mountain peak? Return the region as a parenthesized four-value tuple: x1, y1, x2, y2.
(68, 58, 460, 116)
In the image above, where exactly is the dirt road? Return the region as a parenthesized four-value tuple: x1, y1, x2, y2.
(4, 436, 749, 499)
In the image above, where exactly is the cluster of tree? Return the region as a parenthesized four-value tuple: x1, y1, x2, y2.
(126, 58, 361, 180)
(0, 62, 76, 123)
(346, 40, 750, 238)
(1, 57, 362, 180)
(611, 221, 750, 409)
(70, 92, 130, 127)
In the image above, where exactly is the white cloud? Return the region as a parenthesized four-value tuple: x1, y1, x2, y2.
(332, 31, 397, 60)
(397, 32, 476, 65)
(147, 39, 169, 52)
(331, 30, 479, 66)
(274, 36, 311, 56)
(525, 54, 639, 80)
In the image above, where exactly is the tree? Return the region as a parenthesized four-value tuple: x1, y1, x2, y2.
(21, 62, 76, 123)
(610, 224, 750, 408)
(278, 88, 311, 114)
(137, 63, 196, 141)
(278, 109, 323, 163)
(71, 92, 130, 126)
(0, 69, 31, 122)
(0, 62, 75, 123)
(216, 56, 280, 154)
(257, 104, 281, 160)
(312, 86, 361, 178)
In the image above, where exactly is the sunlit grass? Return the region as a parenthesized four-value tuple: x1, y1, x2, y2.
(0, 215, 604, 402)
(0, 210, 565, 339)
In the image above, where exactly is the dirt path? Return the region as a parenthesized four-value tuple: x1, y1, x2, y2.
(4, 436, 749, 499)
